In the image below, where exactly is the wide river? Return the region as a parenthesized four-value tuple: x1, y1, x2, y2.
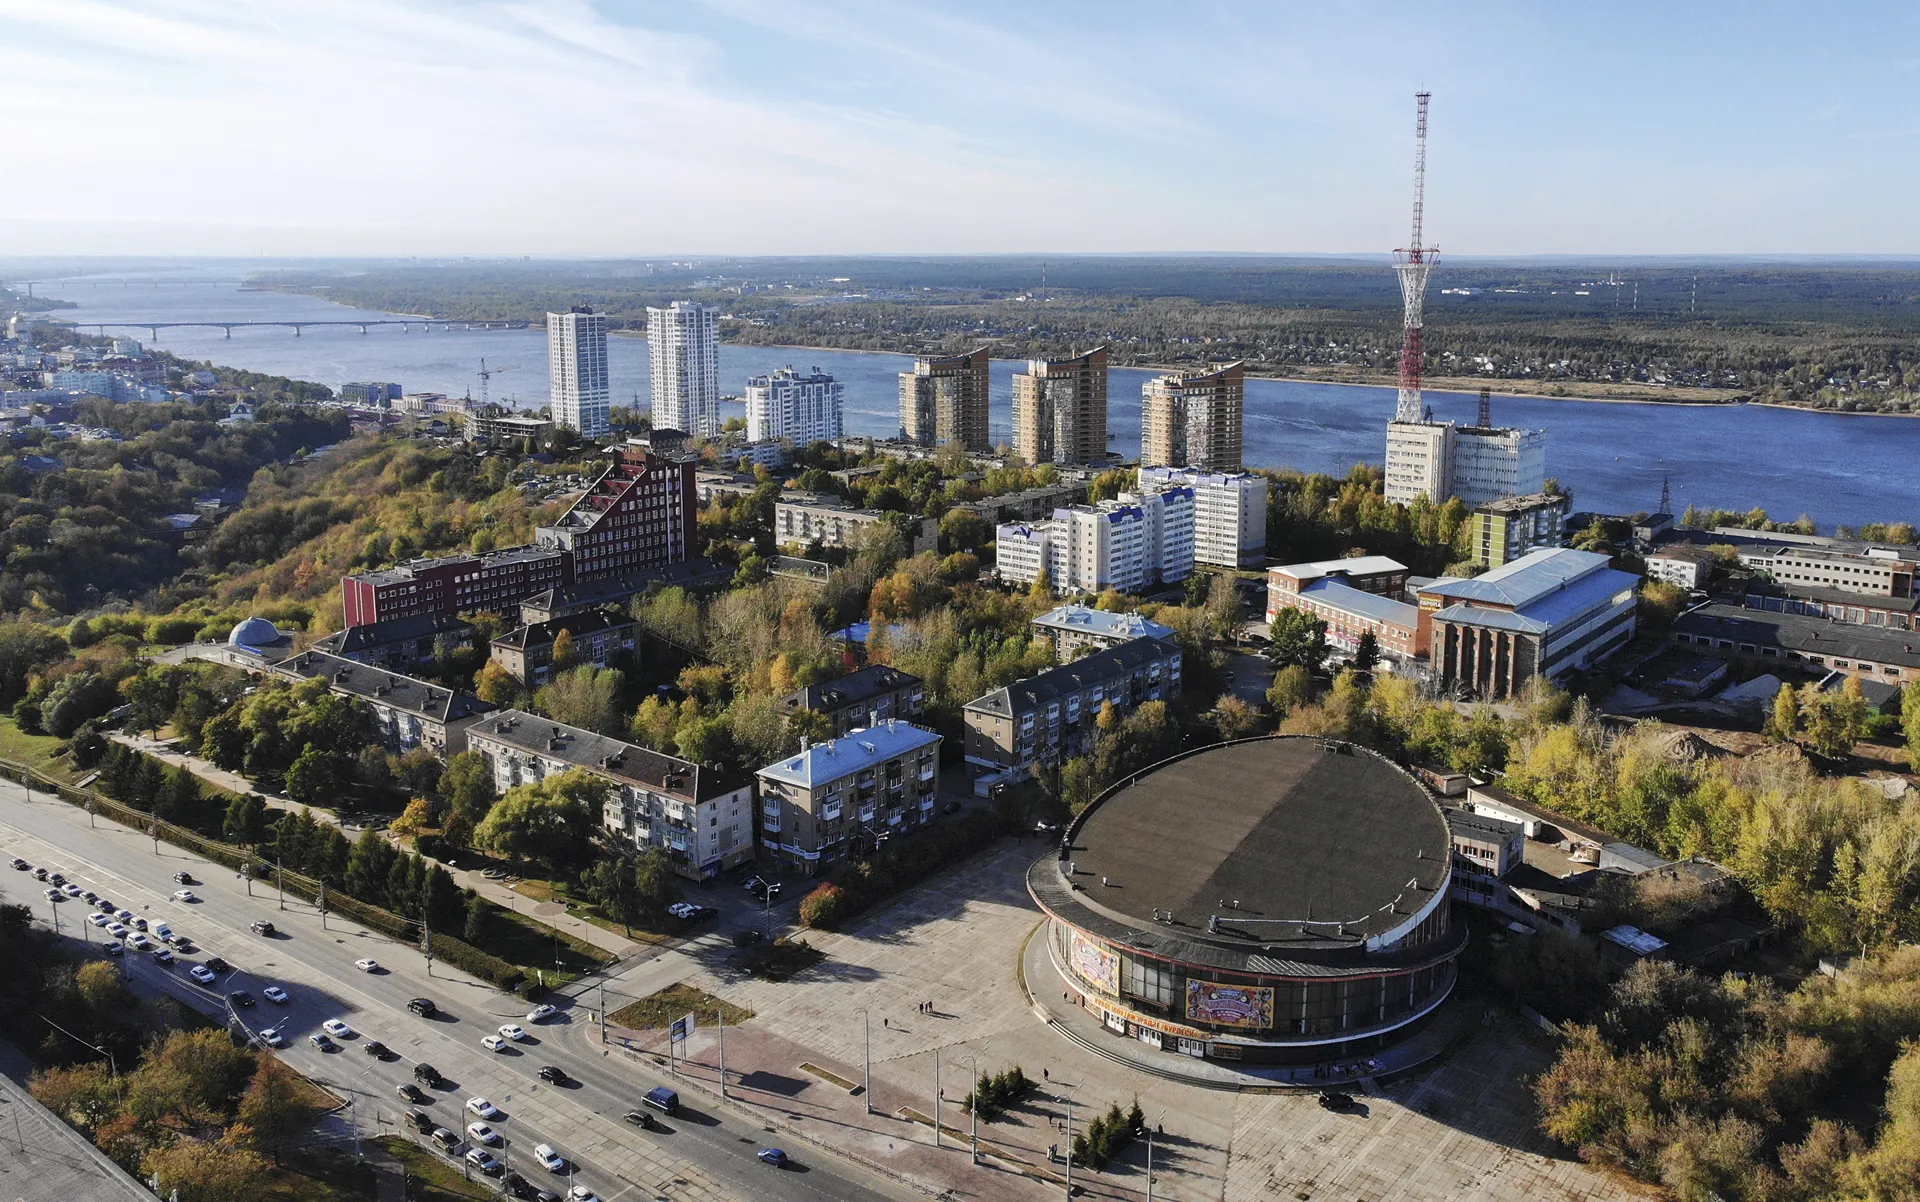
(32, 272, 1920, 530)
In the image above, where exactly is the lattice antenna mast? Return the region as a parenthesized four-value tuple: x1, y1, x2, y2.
(1394, 92, 1437, 424)
(478, 358, 492, 410)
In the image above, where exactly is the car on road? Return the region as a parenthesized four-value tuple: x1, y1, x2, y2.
(354, 958, 381, 973)
(532, 1143, 565, 1172)
(407, 997, 437, 1016)
(172, 871, 195, 885)
(567, 1187, 598, 1202)
(466, 1122, 500, 1146)
(113, 909, 133, 923)
(538, 1065, 567, 1084)
(60, 883, 82, 897)
(642, 1086, 680, 1114)
(413, 1063, 442, 1086)
(30, 867, 47, 880)
(756, 1147, 789, 1167)
(150, 923, 174, 943)
(250, 920, 275, 936)
(187, 964, 216, 984)
(309, 1033, 335, 1051)
(82, 890, 98, 903)
(466, 1097, 500, 1119)
(126, 932, 151, 950)
(1317, 1091, 1358, 1111)
(498, 1024, 526, 1041)
(87, 913, 109, 928)
(502, 1170, 534, 1199)
(42, 888, 62, 903)
(262, 985, 288, 1004)
(406, 1108, 433, 1132)
(204, 956, 230, 973)
(8, 858, 25, 870)
(93, 898, 113, 912)
(47, 873, 63, 886)
(397, 1082, 428, 1104)
(168, 935, 194, 950)
(481, 1035, 508, 1052)
(259, 1028, 285, 1047)
(321, 1019, 354, 1038)
(100, 941, 122, 957)
(466, 1148, 502, 1176)
(524, 1004, 557, 1023)
(172, 890, 197, 903)
(151, 947, 173, 964)
(229, 991, 255, 1009)
(363, 1040, 390, 1059)
(430, 1127, 458, 1150)
(622, 1109, 657, 1129)
(130, 917, 148, 932)
(106, 922, 129, 938)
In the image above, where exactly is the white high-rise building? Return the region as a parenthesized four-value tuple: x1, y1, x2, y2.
(744, 366, 842, 445)
(646, 301, 721, 438)
(1138, 466, 1267, 567)
(546, 306, 610, 438)
(1383, 420, 1544, 509)
(995, 491, 1194, 595)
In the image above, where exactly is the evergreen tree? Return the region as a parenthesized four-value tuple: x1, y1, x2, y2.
(463, 889, 493, 946)
(423, 865, 463, 934)
(1352, 630, 1381, 675)
(345, 829, 396, 907)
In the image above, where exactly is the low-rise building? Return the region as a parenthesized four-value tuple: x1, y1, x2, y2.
(1446, 809, 1526, 880)
(963, 636, 1183, 775)
(309, 614, 475, 671)
(774, 493, 937, 556)
(754, 719, 942, 873)
(1673, 603, 1920, 685)
(1464, 492, 1568, 571)
(1645, 544, 1720, 590)
(954, 482, 1085, 525)
(1266, 556, 1410, 616)
(1733, 541, 1917, 598)
(1740, 581, 1920, 631)
(1030, 604, 1173, 659)
(489, 609, 637, 687)
(1270, 578, 1421, 667)
(466, 710, 755, 880)
(1417, 548, 1639, 699)
(779, 665, 925, 736)
(465, 406, 552, 445)
(342, 544, 570, 627)
(273, 651, 494, 756)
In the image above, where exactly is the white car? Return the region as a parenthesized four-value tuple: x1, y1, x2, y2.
(498, 1024, 527, 1041)
(87, 913, 109, 928)
(480, 1034, 508, 1052)
(466, 1097, 500, 1119)
(262, 985, 288, 1004)
(172, 889, 197, 902)
(533, 1143, 565, 1172)
(321, 1019, 354, 1038)
(667, 902, 695, 919)
(354, 958, 381, 973)
(60, 883, 82, 897)
(466, 1122, 500, 1146)
(106, 922, 128, 938)
(126, 933, 153, 951)
(113, 909, 133, 923)
(568, 1188, 598, 1202)
(259, 1027, 285, 1047)
(188, 964, 217, 984)
(525, 1004, 557, 1023)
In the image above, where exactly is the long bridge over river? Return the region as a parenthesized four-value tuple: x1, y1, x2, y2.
(85, 318, 530, 339)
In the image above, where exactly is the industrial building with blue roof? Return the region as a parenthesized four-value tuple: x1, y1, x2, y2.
(1416, 548, 1640, 698)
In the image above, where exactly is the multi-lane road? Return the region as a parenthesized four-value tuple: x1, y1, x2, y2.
(0, 779, 915, 1202)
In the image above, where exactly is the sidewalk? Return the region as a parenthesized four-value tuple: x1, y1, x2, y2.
(108, 733, 646, 961)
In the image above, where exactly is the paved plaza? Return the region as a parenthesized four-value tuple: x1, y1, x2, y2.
(593, 837, 1639, 1202)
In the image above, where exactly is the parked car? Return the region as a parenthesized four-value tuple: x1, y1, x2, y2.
(100, 941, 122, 957)
(1318, 1091, 1358, 1111)
(8, 858, 26, 870)
(406, 1107, 434, 1132)
(87, 913, 109, 928)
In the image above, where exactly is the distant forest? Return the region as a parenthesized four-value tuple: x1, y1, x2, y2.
(261, 257, 1920, 413)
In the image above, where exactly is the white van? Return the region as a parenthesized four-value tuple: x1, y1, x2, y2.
(151, 922, 174, 942)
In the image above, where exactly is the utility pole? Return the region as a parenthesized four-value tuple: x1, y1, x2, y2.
(276, 857, 284, 910)
(319, 882, 327, 930)
(1059, 1085, 1079, 1200)
(421, 920, 433, 977)
(599, 980, 607, 1050)
(961, 1054, 980, 1165)
(933, 1046, 940, 1149)
(716, 1008, 726, 1100)
(150, 816, 159, 855)
(855, 1008, 872, 1114)
(1146, 1110, 1164, 1202)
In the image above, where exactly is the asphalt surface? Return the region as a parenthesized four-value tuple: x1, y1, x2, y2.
(0, 780, 914, 1202)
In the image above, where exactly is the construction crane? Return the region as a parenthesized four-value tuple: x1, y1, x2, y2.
(1393, 92, 1437, 425)
(477, 359, 516, 409)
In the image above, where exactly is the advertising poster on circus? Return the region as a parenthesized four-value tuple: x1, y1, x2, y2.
(1069, 931, 1119, 993)
(1185, 981, 1273, 1029)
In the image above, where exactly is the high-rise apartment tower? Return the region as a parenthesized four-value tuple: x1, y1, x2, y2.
(1012, 346, 1108, 466)
(899, 347, 990, 453)
(745, 366, 842, 446)
(546, 306, 610, 438)
(646, 301, 721, 438)
(1141, 362, 1245, 471)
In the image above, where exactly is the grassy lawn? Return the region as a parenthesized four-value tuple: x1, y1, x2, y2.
(372, 1135, 495, 1201)
(489, 906, 605, 983)
(610, 982, 753, 1031)
(509, 877, 671, 945)
(0, 715, 76, 782)
(266, 1146, 379, 1202)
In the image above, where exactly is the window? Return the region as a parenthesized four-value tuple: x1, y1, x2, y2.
(1123, 957, 1175, 1008)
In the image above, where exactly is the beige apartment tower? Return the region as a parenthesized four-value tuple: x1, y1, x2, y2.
(1011, 346, 1108, 466)
(899, 346, 991, 452)
(1141, 361, 1245, 471)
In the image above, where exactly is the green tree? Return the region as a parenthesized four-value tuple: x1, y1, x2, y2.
(463, 888, 493, 945)
(1351, 630, 1380, 675)
(1266, 664, 1313, 718)
(344, 828, 398, 908)
(222, 793, 268, 845)
(474, 660, 521, 706)
(283, 746, 350, 808)
(582, 854, 641, 933)
(532, 664, 624, 735)
(471, 769, 604, 875)
(439, 751, 496, 833)
(423, 863, 464, 933)
(1268, 609, 1330, 674)
(633, 849, 683, 924)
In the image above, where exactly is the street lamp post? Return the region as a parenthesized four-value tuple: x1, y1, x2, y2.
(1058, 1084, 1079, 1200)
(961, 1054, 980, 1166)
(1147, 1110, 1164, 1202)
(854, 1008, 873, 1114)
(932, 1045, 940, 1150)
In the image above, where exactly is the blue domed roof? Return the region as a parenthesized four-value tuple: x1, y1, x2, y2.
(228, 616, 282, 647)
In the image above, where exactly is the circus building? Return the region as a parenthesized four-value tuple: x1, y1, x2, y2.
(1028, 736, 1464, 1064)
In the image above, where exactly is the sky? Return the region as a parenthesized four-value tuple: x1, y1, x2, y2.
(3, 1, 1918, 258)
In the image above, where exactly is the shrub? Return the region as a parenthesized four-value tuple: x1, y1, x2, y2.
(12, 697, 42, 735)
(426, 932, 524, 992)
(515, 979, 547, 1001)
(145, 616, 201, 646)
(963, 1065, 1031, 1118)
(415, 833, 449, 862)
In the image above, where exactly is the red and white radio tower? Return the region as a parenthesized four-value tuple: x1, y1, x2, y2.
(1393, 92, 1436, 424)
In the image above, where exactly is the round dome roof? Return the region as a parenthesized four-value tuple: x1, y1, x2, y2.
(228, 616, 282, 647)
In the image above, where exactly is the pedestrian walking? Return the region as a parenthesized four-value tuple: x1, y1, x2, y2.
(1042, 1067, 1049, 1081)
